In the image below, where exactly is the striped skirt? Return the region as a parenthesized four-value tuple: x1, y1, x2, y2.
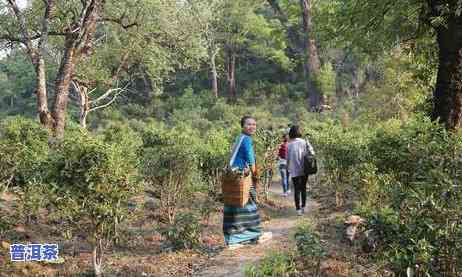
(223, 187, 262, 245)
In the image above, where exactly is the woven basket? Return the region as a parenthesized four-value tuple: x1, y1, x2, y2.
(221, 171, 252, 208)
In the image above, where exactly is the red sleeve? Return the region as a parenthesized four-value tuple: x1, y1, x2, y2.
(278, 143, 288, 159)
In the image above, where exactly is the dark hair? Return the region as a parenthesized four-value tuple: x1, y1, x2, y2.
(289, 125, 302, 139)
(240, 115, 255, 127)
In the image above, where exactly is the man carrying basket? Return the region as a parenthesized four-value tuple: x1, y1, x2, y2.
(222, 116, 272, 250)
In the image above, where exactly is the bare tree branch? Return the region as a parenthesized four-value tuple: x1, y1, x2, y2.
(100, 17, 139, 29)
(0, 31, 68, 43)
(88, 88, 125, 113)
(6, 0, 36, 59)
(0, 34, 25, 44)
(90, 85, 127, 104)
(38, 0, 54, 56)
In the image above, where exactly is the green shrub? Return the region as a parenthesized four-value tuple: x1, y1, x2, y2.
(197, 128, 232, 202)
(312, 115, 462, 275)
(245, 251, 297, 277)
(12, 180, 51, 224)
(359, 117, 462, 275)
(97, 123, 143, 164)
(47, 132, 140, 276)
(159, 211, 202, 250)
(141, 125, 204, 223)
(293, 220, 326, 274)
(0, 117, 50, 188)
(312, 123, 371, 207)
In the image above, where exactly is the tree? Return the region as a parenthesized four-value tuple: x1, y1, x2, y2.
(299, 0, 322, 110)
(1, 0, 208, 136)
(189, 0, 224, 98)
(218, 0, 290, 99)
(1, 0, 105, 137)
(49, 131, 141, 277)
(323, 0, 462, 129)
(70, 80, 130, 128)
(266, 0, 323, 110)
(0, 51, 38, 116)
(429, 1, 462, 129)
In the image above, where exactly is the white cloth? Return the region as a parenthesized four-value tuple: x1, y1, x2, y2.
(287, 138, 315, 178)
(277, 158, 287, 167)
(229, 134, 245, 167)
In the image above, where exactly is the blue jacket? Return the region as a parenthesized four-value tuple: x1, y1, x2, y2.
(231, 134, 255, 170)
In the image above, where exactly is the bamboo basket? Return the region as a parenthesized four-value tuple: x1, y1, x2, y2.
(221, 170, 252, 208)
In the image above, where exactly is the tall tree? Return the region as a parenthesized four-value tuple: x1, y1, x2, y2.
(324, 0, 462, 129)
(429, 0, 462, 129)
(267, 0, 323, 110)
(219, 0, 290, 100)
(299, 0, 322, 110)
(1, 0, 207, 135)
(190, 0, 224, 98)
(1, 0, 105, 137)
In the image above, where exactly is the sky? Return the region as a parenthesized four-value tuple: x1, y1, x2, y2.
(17, 0, 28, 9)
(0, 0, 29, 58)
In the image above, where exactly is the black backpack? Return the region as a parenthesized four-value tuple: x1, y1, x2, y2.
(303, 140, 317, 175)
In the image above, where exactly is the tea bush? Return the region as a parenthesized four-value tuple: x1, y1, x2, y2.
(140, 124, 205, 223)
(360, 117, 462, 275)
(47, 131, 140, 276)
(244, 251, 297, 277)
(0, 117, 49, 188)
(197, 128, 232, 202)
(293, 220, 326, 273)
(159, 211, 202, 250)
(312, 115, 462, 275)
(310, 123, 371, 207)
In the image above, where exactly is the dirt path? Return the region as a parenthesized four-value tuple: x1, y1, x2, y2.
(194, 181, 319, 277)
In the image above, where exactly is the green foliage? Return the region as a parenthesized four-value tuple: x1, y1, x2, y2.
(97, 123, 143, 165)
(159, 211, 202, 250)
(294, 220, 326, 258)
(48, 131, 140, 243)
(311, 122, 371, 207)
(293, 220, 326, 273)
(315, 62, 336, 97)
(319, 0, 426, 55)
(312, 116, 460, 275)
(0, 52, 42, 117)
(0, 117, 50, 188)
(363, 118, 462, 274)
(198, 128, 232, 200)
(12, 180, 51, 224)
(244, 251, 297, 277)
(356, 51, 429, 122)
(140, 124, 204, 223)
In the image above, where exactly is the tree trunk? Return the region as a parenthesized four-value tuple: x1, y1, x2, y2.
(52, 37, 77, 138)
(35, 58, 54, 128)
(267, 0, 303, 57)
(92, 237, 103, 277)
(141, 68, 153, 101)
(432, 15, 462, 130)
(75, 84, 89, 129)
(210, 47, 219, 98)
(52, 0, 100, 137)
(299, 0, 322, 111)
(227, 49, 236, 100)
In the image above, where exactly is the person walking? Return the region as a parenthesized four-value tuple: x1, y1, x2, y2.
(287, 125, 315, 216)
(277, 133, 290, 196)
(223, 115, 272, 249)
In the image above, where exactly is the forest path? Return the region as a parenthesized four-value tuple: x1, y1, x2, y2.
(194, 179, 320, 277)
